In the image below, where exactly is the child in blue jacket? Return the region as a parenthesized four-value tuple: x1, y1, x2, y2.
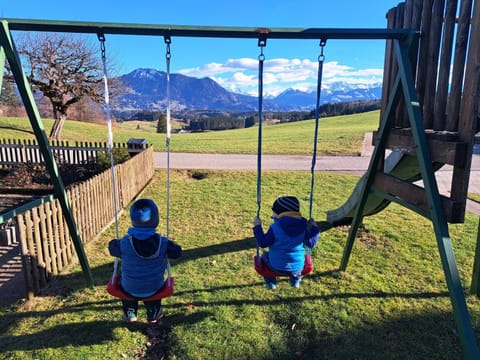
(108, 198, 182, 324)
(253, 196, 320, 289)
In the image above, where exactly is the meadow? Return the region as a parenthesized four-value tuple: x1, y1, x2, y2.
(0, 110, 379, 155)
(1, 112, 480, 359)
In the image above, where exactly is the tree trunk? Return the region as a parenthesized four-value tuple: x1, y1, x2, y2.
(49, 113, 66, 140)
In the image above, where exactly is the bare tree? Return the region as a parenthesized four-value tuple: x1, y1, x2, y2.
(13, 32, 111, 139)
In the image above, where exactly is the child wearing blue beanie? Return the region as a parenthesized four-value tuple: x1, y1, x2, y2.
(253, 196, 320, 289)
(108, 198, 182, 324)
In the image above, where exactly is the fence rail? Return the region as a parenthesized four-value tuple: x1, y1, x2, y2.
(0, 138, 147, 166)
(6, 146, 154, 299)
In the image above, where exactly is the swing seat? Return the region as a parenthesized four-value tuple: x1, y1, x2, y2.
(253, 254, 313, 277)
(107, 274, 175, 301)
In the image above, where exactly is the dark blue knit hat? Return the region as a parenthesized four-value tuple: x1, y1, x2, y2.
(272, 196, 300, 215)
(130, 198, 159, 228)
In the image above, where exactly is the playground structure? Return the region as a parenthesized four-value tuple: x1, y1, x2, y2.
(0, 0, 479, 356)
(324, 0, 480, 357)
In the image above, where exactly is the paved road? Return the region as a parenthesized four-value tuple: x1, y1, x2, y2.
(154, 153, 372, 172)
(153, 145, 480, 192)
(153, 143, 480, 215)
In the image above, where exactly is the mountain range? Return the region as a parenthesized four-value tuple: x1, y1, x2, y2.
(112, 68, 382, 115)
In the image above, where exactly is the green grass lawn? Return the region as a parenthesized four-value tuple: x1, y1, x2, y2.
(1, 170, 480, 359)
(0, 111, 379, 155)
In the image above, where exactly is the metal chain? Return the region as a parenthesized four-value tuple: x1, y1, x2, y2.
(256, 39, 265, 220)
(163, 35, 173, 279)
(255, 37, 267, 260)
(309, 39, 327, 222)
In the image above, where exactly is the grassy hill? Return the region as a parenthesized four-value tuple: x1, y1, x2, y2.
(0, 111, 379, 155)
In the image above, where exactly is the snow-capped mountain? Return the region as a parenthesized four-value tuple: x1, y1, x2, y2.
(112, 68, 382, 113)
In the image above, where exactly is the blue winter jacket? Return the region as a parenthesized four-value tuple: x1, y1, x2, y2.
(108, 232, 182, 298)
(253, 213, 320, 272)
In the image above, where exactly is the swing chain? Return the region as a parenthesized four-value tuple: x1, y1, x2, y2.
(318, 38, 327, 62)
(258, 34, 267, 61)
(164, 35, 171, 61)
(97, 33, 106, 62)
(164, 34, 171, 149)
(258, 44, 265, 61)
(308, 38, 327, 222)
(164, 34, 172, 240)
(256, 35, 266, 218)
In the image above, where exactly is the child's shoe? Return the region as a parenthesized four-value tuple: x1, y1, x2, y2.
(123, 308, 137, 323)
(147, 307, 164, 324)
(289, 278, 301, 288)
(266, 283, 276, 290)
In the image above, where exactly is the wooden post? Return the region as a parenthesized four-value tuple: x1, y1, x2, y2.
(32, 207, 47, 286)
(16, 214, 34, 300)
(38, 203, 52, 277)
(45, 201, 58, 276)
(25, 211, 40, 294)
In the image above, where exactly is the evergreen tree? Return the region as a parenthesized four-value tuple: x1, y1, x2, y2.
(245, 116, 255, 128)
(0, 81, 21, 107)
(157, 112, 167, 133)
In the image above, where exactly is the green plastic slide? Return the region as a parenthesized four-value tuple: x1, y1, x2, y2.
(325, 150, 443, 227)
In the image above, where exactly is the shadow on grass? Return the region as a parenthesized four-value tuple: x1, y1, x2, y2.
(0, 320, 119, 351)
(80, 257, 452, 308)
(35, 262, 114, 299)
(0, 257, 471, 358)
(0, 307, 212, 353)
(3, 304, 464, 358)
(32, 235, 325, 301)
(177, 236, 257, 263)
(172, 281, 451, 307)
(44, 246, 451, 310)
(266, 311, 474, 359)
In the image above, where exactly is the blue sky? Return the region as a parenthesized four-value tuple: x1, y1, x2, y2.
(2, 0, 401, 96)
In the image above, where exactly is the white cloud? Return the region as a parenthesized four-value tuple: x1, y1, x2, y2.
(224, 58, 258, 71)
(178, 57, 383, 96)
(179, 57, 258, 77)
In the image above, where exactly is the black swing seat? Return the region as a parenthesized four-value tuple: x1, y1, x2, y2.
(107, 274, 174, 301)
(254, 254, 313, 277)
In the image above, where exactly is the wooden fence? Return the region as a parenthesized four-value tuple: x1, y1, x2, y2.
(0, 138, 147, 166)
(12, 146, 154, 299)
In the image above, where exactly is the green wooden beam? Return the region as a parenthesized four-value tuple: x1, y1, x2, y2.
(0, 20, 94, 288)
(2, 18, 415, 40)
